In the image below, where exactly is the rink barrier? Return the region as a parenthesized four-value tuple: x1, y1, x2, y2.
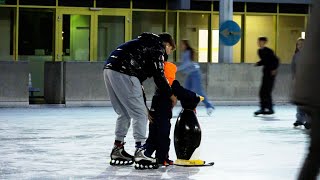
(0, 61, 292, 107)
(44, 62, 64, 104)
(0, 61, 29, 107)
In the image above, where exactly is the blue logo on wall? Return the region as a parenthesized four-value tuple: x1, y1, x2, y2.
(219, 20, 241, 46)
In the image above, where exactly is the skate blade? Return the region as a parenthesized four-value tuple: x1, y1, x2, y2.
(134, 163, 159, 170)
(110, 159, 134, 166)
(254, 113, 274, 116)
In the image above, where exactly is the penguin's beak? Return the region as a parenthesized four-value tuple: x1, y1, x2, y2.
(199, 96, 204, 102)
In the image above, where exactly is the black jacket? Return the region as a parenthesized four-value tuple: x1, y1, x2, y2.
(104, 32, 172, 96)
(257, 47, 279, 74)
(292, 0, 320, 107)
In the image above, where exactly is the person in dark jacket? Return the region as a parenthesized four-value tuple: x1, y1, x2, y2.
(145, 58, 177, 166)
(254, 37, 279, 116)
(292, 1, 320, 178)
(291, 38, 311, 129)
(103, 32, 177, 169)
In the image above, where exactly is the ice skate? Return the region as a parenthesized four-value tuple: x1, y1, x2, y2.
(293, 121, 304, 127)
(304, 122, 311, 130)
(264, 109, 274, 115)
(110, 142, 134, 166)
(206, 107, 215, 116)
(254, 108, 274, 116)
(134, 146, 159, 170)
(254, 109, 265, 116)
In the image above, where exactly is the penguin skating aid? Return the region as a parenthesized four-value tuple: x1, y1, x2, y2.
(171, 80, 214, 167)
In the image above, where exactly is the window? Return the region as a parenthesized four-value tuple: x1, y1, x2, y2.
(279, 4, 309, 14)
(0, 7, 14, 60)
(96, 0, 130, 8)
(247, 3, 277, 13)
(278, 16, 305, 64)
(97, 16, 125, 61)
(213, 1, 219, 11)
(212, 1, 245, 12)
(132, 12, 165, 39)
(59, 0, 93, 7)
(132, 0, 166, 9)
(20, 0, 55, 6)
(179, 13, 210, 62)
(19, 9, 54, 58)
(168, 12, 177, 62)
(190, 1, 211, 11)
(19, 9, 55, 97)
(62, 15, 91, 61)
(245, 15, 276, 63)
(234, 2, 245, 12)
(0, 0, 16, 5)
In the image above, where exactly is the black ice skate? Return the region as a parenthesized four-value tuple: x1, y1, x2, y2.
(304, 122, 311, 130)
(293, 121, 304, 127)
(254, 109, 274, 116)
(110, 143, 134, 166)
(134, 146, 159, 170)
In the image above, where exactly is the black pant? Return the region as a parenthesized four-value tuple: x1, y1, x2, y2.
(298, 109, 320, 180)
(145, 94, 172, 163)
(259, 74, 275, 110)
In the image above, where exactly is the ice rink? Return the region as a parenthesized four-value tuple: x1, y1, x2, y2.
(0, 106, 311, 180)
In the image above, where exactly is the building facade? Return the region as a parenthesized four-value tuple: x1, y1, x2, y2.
(0, 0, 310, 101)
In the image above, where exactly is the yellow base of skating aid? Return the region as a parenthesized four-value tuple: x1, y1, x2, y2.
(174, 159, 205, 166)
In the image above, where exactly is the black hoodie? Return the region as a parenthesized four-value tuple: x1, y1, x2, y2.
(104, 32, 172, 96)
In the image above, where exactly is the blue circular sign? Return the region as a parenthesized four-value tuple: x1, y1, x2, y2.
(219, 20, 241, 46)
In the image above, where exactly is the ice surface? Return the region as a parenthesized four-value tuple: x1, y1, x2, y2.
(0, 106, 312, 179)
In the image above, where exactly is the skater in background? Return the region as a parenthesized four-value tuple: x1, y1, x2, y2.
(103, 32, 177, 169)
(291, 38, 311, 129)
(178, 39, 214, 116)
(145, 55, 177, 166)
(292, 0, 320, 178)
(254, 37, 279, 116)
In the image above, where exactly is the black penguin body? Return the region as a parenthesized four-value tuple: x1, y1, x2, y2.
(174, 109, 201, 160)
(171, 80, 202, 161)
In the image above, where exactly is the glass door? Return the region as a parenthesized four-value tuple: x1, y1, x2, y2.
(56, 8, 130, 61)
(97, 16, 125, 61)
(62, 14, 91, 61)
(95, 9, 130, 61)
(56, 9, 92, 61)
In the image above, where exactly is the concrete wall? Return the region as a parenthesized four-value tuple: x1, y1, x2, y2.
(0, 62, 293, 107)
(207, 63, 291, 104)
(61, 62, 208, 106)
(64, 62, 109, 106)
(44, 62, 64, 104)
(0, 61, 29, 107)
(62, 62, 291, 106)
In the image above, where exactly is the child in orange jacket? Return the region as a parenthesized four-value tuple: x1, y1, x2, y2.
(145, 59, 177, 166)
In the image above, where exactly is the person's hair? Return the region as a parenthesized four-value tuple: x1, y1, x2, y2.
(158, 32, 176, 50)
(258, 37, 268, 42)
(295, 37, 305, 53)
(181, 39, 195, 61)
